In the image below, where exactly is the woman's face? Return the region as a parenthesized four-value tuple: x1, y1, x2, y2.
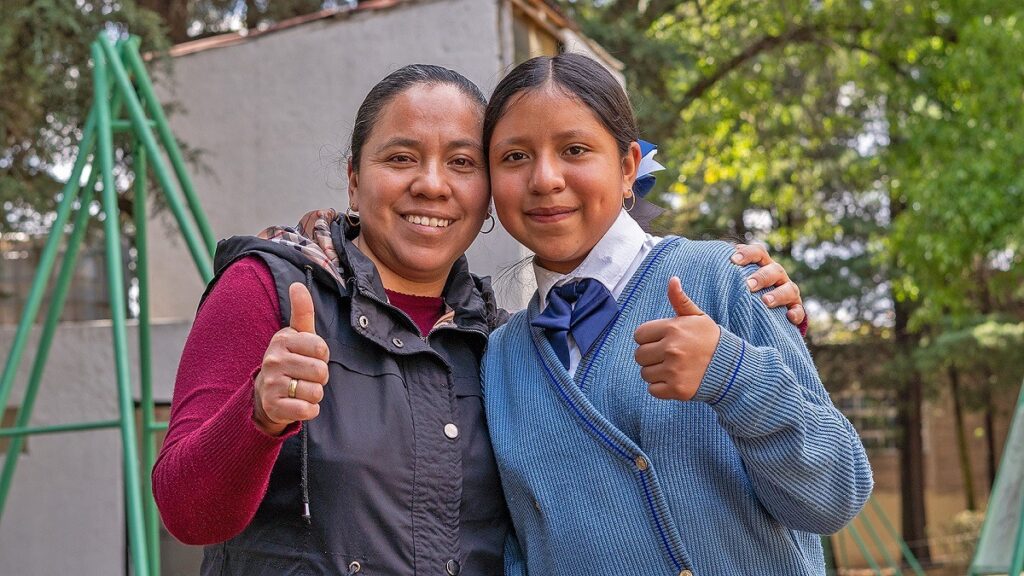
(348, 83, 489, 288)
(488, 88, 639, 274)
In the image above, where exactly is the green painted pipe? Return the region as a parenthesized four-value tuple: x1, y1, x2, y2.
(122, 37, 217, 256)
(0, 73, 127, 522)
(859, 501, 904, 574)
(0, 420, 121, 438)
(134, 139, 162, 576)
(847, 520, 884, 576)
(93, 38, 151, 576)
(868, 497, 925, 575)
(0, 120, 93, 432)
(98, 35, 213, 281)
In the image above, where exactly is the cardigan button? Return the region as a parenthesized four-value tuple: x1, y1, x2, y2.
(679, 571, 693, 576)
(347, 561, 362, 573)
(444, 423, 459, 439)
(358, 315, 369, 328)
(446, 559, 461, 575)
(635, 456, 649, 471)
(392, 337, 404, 348)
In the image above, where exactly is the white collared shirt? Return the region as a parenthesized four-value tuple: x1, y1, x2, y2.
(534, 210, 662, 376)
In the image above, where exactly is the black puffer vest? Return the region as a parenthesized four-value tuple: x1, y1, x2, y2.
(200, 220, 509, 575)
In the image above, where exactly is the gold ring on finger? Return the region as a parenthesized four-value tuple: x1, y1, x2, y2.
(288, 378, 299, 399)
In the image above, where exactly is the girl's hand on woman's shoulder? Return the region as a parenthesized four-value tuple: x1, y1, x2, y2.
(633, 277, 719, 402)
(252, 283, 331, 436)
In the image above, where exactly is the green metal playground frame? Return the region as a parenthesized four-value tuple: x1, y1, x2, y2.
(0, 33, 214, 576)
(1, 30, 1021, 576)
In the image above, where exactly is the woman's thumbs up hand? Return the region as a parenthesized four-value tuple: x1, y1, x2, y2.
(252, 283, 331, 436)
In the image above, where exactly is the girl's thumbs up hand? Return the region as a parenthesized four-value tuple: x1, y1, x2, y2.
(633, 277, 720, 401)
(252, 283, 331, 436)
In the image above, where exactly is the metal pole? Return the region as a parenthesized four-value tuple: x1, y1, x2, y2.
(121, 37, 216, 256)
(837, 525, 850, 568)
(97, 35, 213, 281)
(859, 506, 903, 575)
(1009, 386, 1024, 576)
(0, 183, 97, 519)
(868, 496, 926, 575)
(92, 39, 151, 576)
(0, 420, 121, 437)
(847, 520, 884, 576)
(134, 138, 162, 576)
(0, 76, 126, 521)
(0, 115, 94, 427)
(1010, 493, 1024, 576)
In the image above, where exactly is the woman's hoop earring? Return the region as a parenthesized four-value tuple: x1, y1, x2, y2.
(481, 213, 495, 234)
(623, 193, 637, 212)
(344, 207, 360, 227)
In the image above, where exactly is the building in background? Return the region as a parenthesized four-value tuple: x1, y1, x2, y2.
(0, 1, 622, 574)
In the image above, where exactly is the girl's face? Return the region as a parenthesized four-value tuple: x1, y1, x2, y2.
(348, 83, 489, 288)
(488, 88, 640, 274)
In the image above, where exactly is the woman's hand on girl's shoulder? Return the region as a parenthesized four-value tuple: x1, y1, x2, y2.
(730, 243, 806, 329)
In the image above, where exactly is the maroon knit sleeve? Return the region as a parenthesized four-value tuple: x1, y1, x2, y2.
(152, 256, 299, 545)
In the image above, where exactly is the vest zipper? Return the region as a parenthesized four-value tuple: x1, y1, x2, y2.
(300, 265, 313, 524)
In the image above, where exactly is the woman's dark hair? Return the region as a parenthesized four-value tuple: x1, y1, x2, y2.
(483, 53, 639, 157)
(350, 64, 486, 169)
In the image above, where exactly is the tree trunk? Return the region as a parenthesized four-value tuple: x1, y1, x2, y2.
(984, 387, 997, 489)
(894, 298, 932, 564)
(949, 365, 976, 510)
(137, 0, 190, 44)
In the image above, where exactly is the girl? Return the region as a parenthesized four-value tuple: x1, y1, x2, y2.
(482, 53, 872, 575)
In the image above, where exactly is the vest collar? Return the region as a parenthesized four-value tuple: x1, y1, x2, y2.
(331, 219, 492, 337)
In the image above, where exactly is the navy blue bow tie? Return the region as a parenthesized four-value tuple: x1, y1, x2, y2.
(531, 278, 619, 369)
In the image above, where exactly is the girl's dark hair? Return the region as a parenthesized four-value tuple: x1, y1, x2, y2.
(483, 53, 639, 157)
(350, 64, 486, 169)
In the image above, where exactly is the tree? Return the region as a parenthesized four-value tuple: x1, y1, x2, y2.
(561, 0, 1024, 563)
(0, 0, 334, 235)
(0, 0, 167, 233)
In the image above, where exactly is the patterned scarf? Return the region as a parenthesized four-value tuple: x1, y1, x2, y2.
(257, 208, 346, 286)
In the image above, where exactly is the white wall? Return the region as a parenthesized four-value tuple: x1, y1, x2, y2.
(0, 3, 565, 572)
(149, 0, 533, 321)
(0, 320, 190, 575)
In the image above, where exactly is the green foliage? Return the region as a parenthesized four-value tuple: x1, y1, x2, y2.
(0, 0, 334, 234)
(562, 0, 1024, 347)
(915, 317, 1024, 407)
(0, 0, 167, 233)
(883, 5, 1024, 326)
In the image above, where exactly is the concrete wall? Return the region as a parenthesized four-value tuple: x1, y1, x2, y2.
(0, 3, 534, 573)
(0, 320, 190, 575)
(149, 0, 534, 321)
(0, 3, 637, 572)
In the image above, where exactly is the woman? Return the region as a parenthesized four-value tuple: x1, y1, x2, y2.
(154, 65, 505, 575)
(154, 64, 808, 575)
(482, 53, 871, 575)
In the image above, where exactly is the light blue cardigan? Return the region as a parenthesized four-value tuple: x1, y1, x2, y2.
(483, 237, 872, 575)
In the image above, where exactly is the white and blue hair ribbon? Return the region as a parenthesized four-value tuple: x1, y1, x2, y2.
(633, 139, 665, 198)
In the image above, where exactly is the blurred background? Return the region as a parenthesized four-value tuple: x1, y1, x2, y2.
(1, 0, 1022, 574)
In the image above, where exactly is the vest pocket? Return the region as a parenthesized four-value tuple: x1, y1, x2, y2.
(325, 338, 404, 379)
(452, 374, 482, 397)
(214, 541, 317, 575)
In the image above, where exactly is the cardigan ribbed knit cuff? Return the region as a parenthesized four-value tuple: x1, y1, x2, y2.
(694, 327, 763, 410)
